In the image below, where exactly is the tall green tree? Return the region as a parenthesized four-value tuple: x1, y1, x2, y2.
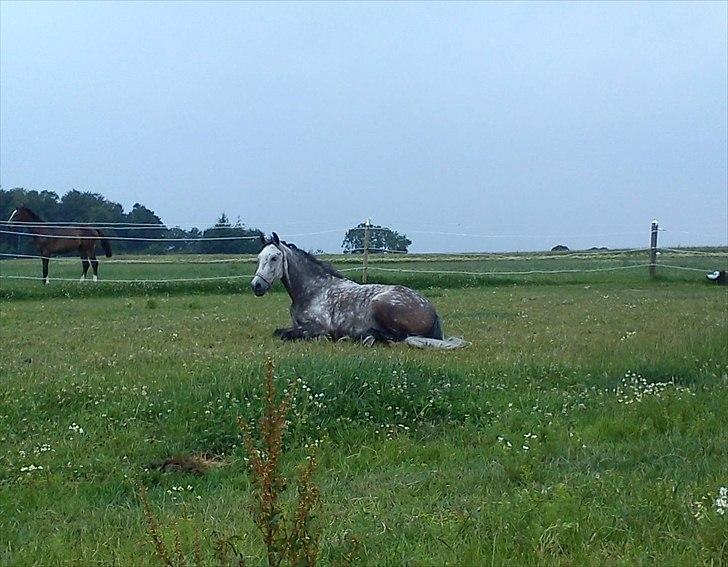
(342, 222, 411, 254)
(123, 203, 165, 253)
(58, 190, 124, 224)
(199, 212, 264, 255)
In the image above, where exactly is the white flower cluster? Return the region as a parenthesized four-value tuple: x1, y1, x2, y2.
(619, 331, 637, 341)
(68, 423, 85, 434)
(715, 487, 728, 516)
(497, 433, 537, 452)
(20, 464, 43, 473)
(692, 486, 728, 520)
(615, 372, 692, 405)
(166, 485, 200, 501)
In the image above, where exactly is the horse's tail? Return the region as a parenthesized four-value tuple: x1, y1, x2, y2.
(404, 336, 469, 350)
(403, 315, 469, 350)
(96, 229, 112, 257)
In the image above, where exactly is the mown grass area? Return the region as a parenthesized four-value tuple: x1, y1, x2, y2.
(1, 248, 726, 300)
(1, 256, 727, 565)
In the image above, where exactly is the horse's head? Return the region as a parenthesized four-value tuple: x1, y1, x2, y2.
(251, 232, 284, 296)
(7, 207, 36, 223)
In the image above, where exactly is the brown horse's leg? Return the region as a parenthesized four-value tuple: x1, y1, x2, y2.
(80, 257, 90, 281)
(41, 256, 50, 285)
(90, 254, 99, 282)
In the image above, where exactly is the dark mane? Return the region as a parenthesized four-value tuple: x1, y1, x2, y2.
(283, 241, 344, 279)
(18, 207, 43, 221)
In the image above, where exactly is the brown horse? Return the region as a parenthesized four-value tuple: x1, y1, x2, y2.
(7, 207, 112, 284)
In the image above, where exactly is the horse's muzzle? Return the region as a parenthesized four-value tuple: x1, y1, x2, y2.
(250, 276, 269, 296)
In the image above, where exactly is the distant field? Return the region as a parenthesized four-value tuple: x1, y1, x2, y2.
(1, 247, 726, 299)
(1, 251, 727, 565)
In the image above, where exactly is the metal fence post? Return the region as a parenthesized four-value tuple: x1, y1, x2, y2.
(362, 218, 371, 283)
(649, 220, 659, 278)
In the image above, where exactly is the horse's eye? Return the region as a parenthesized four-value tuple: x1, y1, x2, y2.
(271, 257, 277, 262)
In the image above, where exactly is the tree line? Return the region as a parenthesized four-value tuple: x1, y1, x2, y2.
(1, 188, 412, 256)
(0, 188, 264, 256)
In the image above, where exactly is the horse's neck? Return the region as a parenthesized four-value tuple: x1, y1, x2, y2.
(18, 211, 47, 234)
(280, 250, 331, 306)
(18, 214, 50, 239)
(29, 220, 51, 237)
(23, 210, 43, 223)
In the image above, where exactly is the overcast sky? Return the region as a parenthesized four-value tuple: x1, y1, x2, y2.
(1, 1, 726, 252)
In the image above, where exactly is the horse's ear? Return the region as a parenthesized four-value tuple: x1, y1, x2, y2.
(259, 233, 267, 246)
(271, 232, 280, 246)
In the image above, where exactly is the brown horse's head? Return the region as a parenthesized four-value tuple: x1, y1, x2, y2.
(7, 207, 41, 223)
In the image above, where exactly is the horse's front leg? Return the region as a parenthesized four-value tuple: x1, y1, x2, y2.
(273, 324, 328, 341)
(41, 256, 50, 285)
(273, 326, 309, 341)
(80, 258, 90, 282)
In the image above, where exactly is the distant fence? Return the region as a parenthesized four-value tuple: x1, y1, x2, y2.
(1, 219, 726, 285)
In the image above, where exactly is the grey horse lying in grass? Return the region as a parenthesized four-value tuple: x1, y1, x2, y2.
(250, 233, 466, 349)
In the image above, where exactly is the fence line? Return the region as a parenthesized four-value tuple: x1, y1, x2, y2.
(1, 262, 719, 284)
(1, 247, 723, 265)
(359, 264, 656, 276)
(0, 227, 358, 241)
(0, 247, 655, 263)
(0, 221, 173, 228)
(656, 264, 721, 273)
(660, 248, 728, 257)
(0, 222, 175, 231)
(412, 248, 655, 259)
(2, 246, 719, 264)
(0, 274, 255, 283)
(0, 263, 667, 282)
(0, 228, 262, 242)
(0, 252, 257, 264)
(2, 215, 724, 285)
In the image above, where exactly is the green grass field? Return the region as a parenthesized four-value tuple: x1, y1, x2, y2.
(1, 252, 727, 565)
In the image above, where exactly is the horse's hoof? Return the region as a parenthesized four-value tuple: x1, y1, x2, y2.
(79, 277, 85, 283)
(92, 275, 98, 282)
(362, 335, 375, 347)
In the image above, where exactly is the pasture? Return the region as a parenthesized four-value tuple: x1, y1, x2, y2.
(1, 251, 727, 565)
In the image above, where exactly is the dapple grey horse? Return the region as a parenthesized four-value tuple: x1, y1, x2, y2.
(250, 233, 465, 348)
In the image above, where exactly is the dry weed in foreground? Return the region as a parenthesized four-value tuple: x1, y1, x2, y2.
(240, 356, 321, 567)
(140, 484, 205, 566)
(140, 356, 326, 567)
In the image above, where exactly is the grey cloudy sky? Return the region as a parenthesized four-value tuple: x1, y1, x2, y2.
(1, 1, 726, 252)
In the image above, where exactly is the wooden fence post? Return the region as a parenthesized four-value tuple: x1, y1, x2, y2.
(362, 218, 371, 284)
(649, 220, 659, 278)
